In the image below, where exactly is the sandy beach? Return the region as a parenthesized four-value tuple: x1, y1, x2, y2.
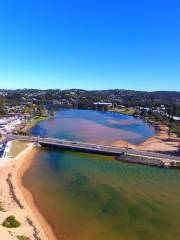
(137, 124, 180, 153)
(0, 142, 57, 240)
(112, 124, 180, 154)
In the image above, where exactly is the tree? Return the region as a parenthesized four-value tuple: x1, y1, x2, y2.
(0, 96, 6, 117)
(36, 105, 47, 117)
(178, 142, 180, 155)
(141, 109, 148, 118)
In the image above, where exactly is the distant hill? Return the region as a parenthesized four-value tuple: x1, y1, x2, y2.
(0, 88, 180, 107)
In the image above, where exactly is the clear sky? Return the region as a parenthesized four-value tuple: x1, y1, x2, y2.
(0, 0, 179, 91)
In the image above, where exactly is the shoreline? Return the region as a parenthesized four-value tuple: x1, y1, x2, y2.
(21, 108, 179, 155)
(17, 147, 58, 240)
(106, 109, 179, 154)
(137, 123, 180, 154)
(20, 116, 48, 133)
(112, 123, 180, 155)
(0, 143, 57, 240)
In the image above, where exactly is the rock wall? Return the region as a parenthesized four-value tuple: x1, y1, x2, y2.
(116, 154, 165, 167)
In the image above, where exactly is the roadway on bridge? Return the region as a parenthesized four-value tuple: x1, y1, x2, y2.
(6, 134, 180, 162)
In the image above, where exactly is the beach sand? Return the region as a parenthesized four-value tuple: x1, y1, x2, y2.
(0, 143, 57, 240)
(112, 140, 136, 149)
(112, 124, 180, 154)
(137, 125, 180, 153)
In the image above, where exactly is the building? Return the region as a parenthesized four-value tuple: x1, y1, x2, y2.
(93, 102, 113, 107)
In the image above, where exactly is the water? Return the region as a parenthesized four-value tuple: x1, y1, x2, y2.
(23, 149, 180, 240)
(30, 109, 155, 144)
(23, 109, 179, 240)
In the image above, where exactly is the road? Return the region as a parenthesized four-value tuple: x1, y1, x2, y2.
(5, 134, 180, 163)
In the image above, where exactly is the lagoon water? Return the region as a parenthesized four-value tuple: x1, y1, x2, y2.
(30, 109, 155, 144)
(24, 109, 180, 240)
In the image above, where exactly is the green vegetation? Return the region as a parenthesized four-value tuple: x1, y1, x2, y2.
(141, 111, 180, 137)
(110, 107, 136, 115)
(0, 96, 6, 117)
(162, 119, 180, 137)
(9, 140, 29, 158)
(15, 131, 32, 136)
(2, 216, 21, 228)
(23, 116, 47, 131)
(17, 235, 30, 240)
(3, 88, 180, 111)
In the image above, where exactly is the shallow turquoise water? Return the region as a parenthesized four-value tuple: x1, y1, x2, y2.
(23, 149, 180, 240)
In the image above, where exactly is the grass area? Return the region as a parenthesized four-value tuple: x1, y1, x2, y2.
(17, 235, 30, 240)
(2, 216, 21, 228)
(9, 140, 29, 158)
(109, 107, 136, 115)
(23, 116, 47, 132)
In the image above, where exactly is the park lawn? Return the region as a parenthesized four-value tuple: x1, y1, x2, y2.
(23, 116, 47, 132)
(9, 140, 29, 158)
(110, 107, 136, 115)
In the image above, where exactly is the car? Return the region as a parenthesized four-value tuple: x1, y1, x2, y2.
(92, 145, 101, 149)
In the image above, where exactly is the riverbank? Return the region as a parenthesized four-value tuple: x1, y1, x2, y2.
(108, 107, 136, 115)
(112, 123, 180, 155)
(0, 141, 57, 240)
(21, 116, 47, 132)
(137, 124, 180, 153)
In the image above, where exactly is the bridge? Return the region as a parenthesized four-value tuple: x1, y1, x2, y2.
(4, 134, 180, 168)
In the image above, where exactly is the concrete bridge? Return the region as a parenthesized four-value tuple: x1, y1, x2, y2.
(5, 134, 180, 168)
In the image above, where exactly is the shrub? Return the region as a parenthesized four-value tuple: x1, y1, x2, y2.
(15, 131, 32, 136)
(2, 215, 21, 228)
(17, 236, 30, 240)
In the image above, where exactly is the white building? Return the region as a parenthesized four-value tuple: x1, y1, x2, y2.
(93, 102, 113, 107)
(173, 116, 180, 121)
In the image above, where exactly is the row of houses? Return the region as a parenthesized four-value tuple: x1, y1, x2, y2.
(93, 103, 180, 121)
(137, 106, 180, 121)
(0, 116, 25, 135)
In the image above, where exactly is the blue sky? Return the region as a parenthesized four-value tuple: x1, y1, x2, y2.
(0, 0, 179, 91)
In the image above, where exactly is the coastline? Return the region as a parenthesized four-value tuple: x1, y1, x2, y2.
(0, 142, 57, 240)
(107, 109, 179, 153)
(112, 123, 180, 155)
(137, 124, 180, 153)
(17, 147, 58, 240)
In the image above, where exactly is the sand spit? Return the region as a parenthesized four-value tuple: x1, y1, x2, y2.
(137, 125, 180, 153)
(112, 124, 180, 155)
(0, 143, 57, 240)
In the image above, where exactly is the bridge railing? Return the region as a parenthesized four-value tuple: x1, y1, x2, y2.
(5, 134, 180, 161)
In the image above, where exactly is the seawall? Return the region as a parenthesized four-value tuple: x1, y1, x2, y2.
(116, 154, 180, 168)
(41, 143, 180, 169)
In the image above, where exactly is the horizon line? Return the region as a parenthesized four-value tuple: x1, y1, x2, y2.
(0, 88, 180, 93)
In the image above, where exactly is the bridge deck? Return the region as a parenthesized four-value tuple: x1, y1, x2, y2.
(6, 135, 180, 164)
